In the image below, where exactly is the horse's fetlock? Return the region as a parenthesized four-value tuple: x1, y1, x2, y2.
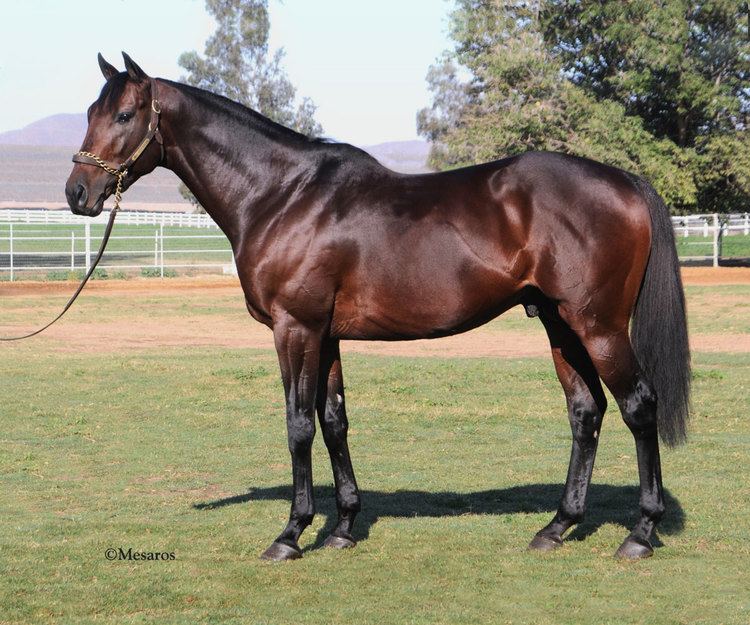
(642, 500, 665, 523)
(560, 502, 585, 524)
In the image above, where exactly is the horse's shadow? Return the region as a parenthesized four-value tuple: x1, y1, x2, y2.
(193, 483, 684, 551)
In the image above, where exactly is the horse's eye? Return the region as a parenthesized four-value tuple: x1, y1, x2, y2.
(116, 112, 133, 124)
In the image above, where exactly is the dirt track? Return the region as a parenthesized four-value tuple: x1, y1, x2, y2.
(1, 267, 748, 357)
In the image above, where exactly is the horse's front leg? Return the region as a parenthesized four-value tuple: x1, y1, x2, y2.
(260, 317, 323, 561)
(317, 339, 361, 549)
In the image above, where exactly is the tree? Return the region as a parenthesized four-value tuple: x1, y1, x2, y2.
(419, 0, 749, 213)
(542, 0, 750, 213)
(178, 0, 323, 209)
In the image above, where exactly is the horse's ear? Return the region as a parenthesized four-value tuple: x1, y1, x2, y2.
(98, 53, 118, 81)
(122, 52, 148, 81)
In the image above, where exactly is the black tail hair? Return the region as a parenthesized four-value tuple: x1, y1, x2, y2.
(629, 176, 691, 446)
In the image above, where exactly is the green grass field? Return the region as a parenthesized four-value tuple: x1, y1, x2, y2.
(1, 282, 749, 624)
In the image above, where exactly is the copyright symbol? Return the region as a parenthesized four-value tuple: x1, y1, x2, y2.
(105, 548, 117, 560)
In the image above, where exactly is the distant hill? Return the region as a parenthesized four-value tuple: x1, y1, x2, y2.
(0, 113, 87, 147)
(0, 145, 187, 206)
(0, 113, 431, 206)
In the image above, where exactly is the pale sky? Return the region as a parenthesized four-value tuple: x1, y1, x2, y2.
(0, 0, 452, 145)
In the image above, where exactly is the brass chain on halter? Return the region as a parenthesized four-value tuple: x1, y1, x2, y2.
(74, 151, 126, 212)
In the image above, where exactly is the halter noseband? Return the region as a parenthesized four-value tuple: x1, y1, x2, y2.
(71, 77, 164, 211)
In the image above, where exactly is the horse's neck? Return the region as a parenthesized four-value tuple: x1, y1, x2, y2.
(158, 81, 311, 244)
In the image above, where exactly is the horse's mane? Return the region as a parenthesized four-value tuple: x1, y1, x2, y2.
(166, 79, 378, 163)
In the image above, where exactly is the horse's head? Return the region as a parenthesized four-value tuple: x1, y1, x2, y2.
(65, 52, 164, 216)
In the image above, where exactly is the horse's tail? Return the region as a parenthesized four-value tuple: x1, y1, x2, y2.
(629, 176, 691, 446)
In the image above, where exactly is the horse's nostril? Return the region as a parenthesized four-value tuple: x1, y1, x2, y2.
(75, 184, 87, 208)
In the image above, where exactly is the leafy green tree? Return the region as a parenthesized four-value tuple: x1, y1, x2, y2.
(542, 0, 749, 212)
(419, 0, 749, 213)
(543, 0, 748, 147)
(178, 0, 323, 208)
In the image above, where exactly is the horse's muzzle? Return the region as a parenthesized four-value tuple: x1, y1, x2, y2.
(65, 181, 104, 216)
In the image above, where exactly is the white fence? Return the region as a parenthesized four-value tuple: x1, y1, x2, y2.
(671, 213, 750, 267)
(0, 209, 748, 280)
(0, 208, 218, 229)
(0, 209, 233, 280)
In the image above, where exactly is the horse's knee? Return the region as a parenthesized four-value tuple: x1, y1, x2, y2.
(568, 398, 604, 443)
(620, 378, 657, 436)
(287, 410, 316, 454)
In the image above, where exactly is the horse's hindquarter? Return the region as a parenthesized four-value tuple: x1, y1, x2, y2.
(516, 152, 652, 329)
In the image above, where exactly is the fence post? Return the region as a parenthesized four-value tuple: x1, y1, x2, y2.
(745, 212, 749, 236)
(712, 213, 719, 268)
(71, 232, 75, 270)
(9, 223, 14, 282)
(703, 219, 709, 237)
(159, 223, 165, 278)
(154, 229, 159, 269)
(84, 222, 91, 273)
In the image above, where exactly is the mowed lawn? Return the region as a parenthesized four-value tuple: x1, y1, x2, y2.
(0, 282, 749, 625)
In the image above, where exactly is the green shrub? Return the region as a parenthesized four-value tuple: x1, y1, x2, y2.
(140, 267, 178, 278)
(46, 270, 84, 281)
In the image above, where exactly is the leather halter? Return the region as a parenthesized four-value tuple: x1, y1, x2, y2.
(72, 77, 164, 179)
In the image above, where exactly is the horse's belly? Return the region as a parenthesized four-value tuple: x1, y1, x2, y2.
(330, 259, 521, 341)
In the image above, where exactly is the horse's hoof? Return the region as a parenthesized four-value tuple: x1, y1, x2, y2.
(614, 536, 654, 560)
(259, 541, 302, 562)
(528, 533, 563, 552)
(323, 534, 356, 549)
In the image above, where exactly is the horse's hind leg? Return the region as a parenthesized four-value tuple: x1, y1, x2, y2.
(529, 310, 607, 551)
(568, 324, 664, 559)
(316, 339, 361, 549)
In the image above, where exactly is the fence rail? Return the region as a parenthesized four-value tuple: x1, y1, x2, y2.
(0, 208, 218, 229)
(0, 209, 747, 280)
(0, 212, 233, 280)
(670, 213, 750, 266)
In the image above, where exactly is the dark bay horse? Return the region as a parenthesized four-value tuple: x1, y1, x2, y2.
(66, 53, 690, 561)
